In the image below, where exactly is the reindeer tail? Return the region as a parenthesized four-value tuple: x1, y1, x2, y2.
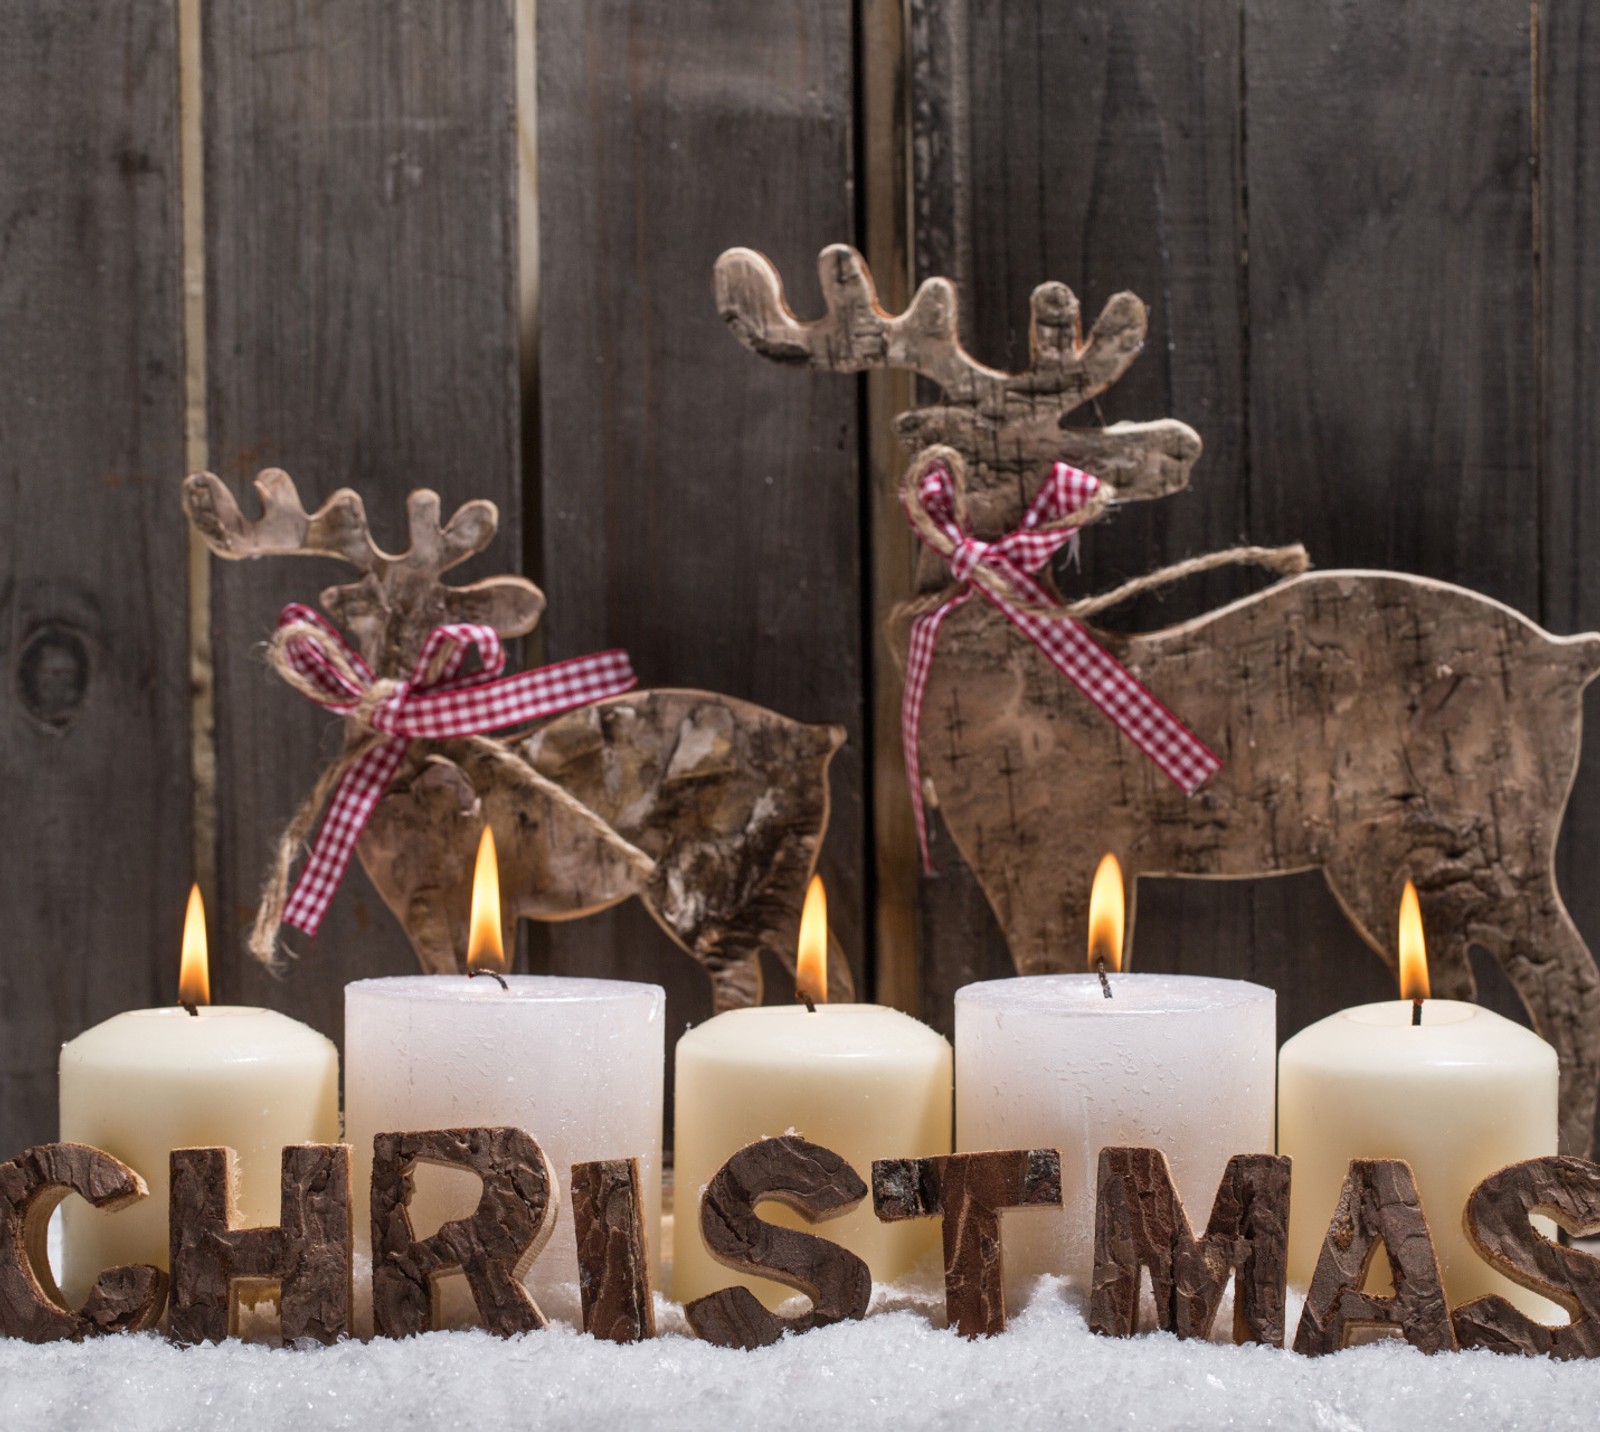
(1557, 631, 1600, 685)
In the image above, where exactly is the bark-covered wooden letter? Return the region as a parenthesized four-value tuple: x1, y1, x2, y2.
(168, 1144, 351, 1345)
(684, 1135, 870, 1350)
(1090, 1147, 1290, 1346)
(371, 1127, 556, 1338)
(873, 1149, 1062, 1338)
(1293, 1158, 1455, 1355)
(1453, 1155, 1600, 1358)
(0, 1143, 165, 1342)
(571, 1157, 654, 1343)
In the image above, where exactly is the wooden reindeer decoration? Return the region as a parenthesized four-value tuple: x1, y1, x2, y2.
(183, 471, 851, 1010)
(716, 243, 1600, 1154)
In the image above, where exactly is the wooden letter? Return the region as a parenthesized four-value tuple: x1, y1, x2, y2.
(684, 1135, 869, 1350)
(1090, 1147, 1290, 1346)
(1293, 1158, 1455, 1355)
(873, 1149, 1062, 1338)
(1453, 1155, 1600, 1358)
(168, 1144, 351, 1345)
(370, 1127, 555, 1338)
(0, 1143, 165, 1342)
(571, 1157, 654, 1343)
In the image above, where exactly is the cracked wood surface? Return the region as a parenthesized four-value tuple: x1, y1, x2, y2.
(355, 690, 849, 1013)
(572, 1158, 655, 1344)
(1293, 1158, 1455, 1356)
(168, 1145, 351, 1345)
(370, 1127, 556, 1338)
(873, 1149, 1062, 1338)
(1090, 1147, 1289, 1346)
(685, 1135, 870, 1350)
(0, 1144, 165, 1342)
(1454, 1154, 1600, 1357)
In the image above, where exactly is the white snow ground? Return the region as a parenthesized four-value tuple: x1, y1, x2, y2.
(4, 1267, 1599, 1432)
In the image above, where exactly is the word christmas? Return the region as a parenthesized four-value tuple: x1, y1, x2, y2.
(2, 1132, 1597, 1356)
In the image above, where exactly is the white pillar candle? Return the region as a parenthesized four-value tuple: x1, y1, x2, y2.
(956, 972, 1276, 1301)
(672, 1002, 953, 1308)
(57, 887, 339, 1307)
(1278, 999, 1559, 1317)
(58, 1009, 339, 1304)
(344, 973, 664, 1328)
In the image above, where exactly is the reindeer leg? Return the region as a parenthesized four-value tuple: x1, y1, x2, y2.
(1319, 850, 1478, 1000)
(1471, 883, 1600, 1158)
(1324, 844, 1600, 1157)
(707, 953, 763, 1013)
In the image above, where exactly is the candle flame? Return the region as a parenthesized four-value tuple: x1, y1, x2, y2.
(795, 876, 829, 1006)
(467, 826, 507, 975)
(1398, 880, 1429, 1002)
(178, 883, 210, 1008)
(1088, 853, 1125, 974)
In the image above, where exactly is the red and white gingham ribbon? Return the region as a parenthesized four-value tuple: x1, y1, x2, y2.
(274, 603, 636, 936)
(902, 461, 1220, 871)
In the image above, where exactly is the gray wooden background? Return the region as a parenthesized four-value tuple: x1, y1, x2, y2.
(2, 0, 1593, 1154)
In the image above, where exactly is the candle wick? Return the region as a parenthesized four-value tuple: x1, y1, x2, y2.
(1096, 959, 1113, 1000)
(180, 1001, 199, 1018)
(796, 989, 817, 1014)
(468, 967, 509, 991)
(1412, 998, 1423, 1027)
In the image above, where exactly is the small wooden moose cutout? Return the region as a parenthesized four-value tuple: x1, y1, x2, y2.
(184, 472, 850, 1010)
(717, 243, 1600, 1154)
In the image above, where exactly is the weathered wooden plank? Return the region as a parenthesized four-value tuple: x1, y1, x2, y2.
(861, 0, 920, 1013)
(0, 1, 189, 1151)
(1244, 1, 1537, 606)
(535, 0, 864, 1083)
(1540, 0, 1600, 1149)
(909, 0, 1268, 1029)
(203, 0, 521, 1033)
(1242, 0, 1540, 1033)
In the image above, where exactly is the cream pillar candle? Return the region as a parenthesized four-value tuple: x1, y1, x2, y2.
(57, 887, 339, 1305)
(672, 1004, 953, 1307)
(956, 972, 1275, 1301)
(1279, 1001, 1558, 1316)
(344, 974, 665, 1327)
(672, 879, 953, 1308)
(1279, 882, 1560, 1318)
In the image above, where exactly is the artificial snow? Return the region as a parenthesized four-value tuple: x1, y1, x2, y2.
(4, 1267, 1599, 1432)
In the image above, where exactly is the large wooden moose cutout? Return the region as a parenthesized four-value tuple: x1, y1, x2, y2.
(716, 243, 1600, 1154)
(183, 471, 851, 1011)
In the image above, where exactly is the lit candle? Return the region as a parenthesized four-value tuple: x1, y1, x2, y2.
(1278, 880, 1560, 1316)
(57, 885, 339, 1305)
(955, 855, 1276, 1302)
(343, 827, 665, 1329)
(672, 877, 953, 1308)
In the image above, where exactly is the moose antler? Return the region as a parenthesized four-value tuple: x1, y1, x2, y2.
(183, 469, 545, 673)
(714, 243, 1147, 416)
(715, 244, 1205, 547)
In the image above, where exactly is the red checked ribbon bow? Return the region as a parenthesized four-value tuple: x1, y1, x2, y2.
(902, 459, 1220, 871)
(273, 603, 637, 937)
